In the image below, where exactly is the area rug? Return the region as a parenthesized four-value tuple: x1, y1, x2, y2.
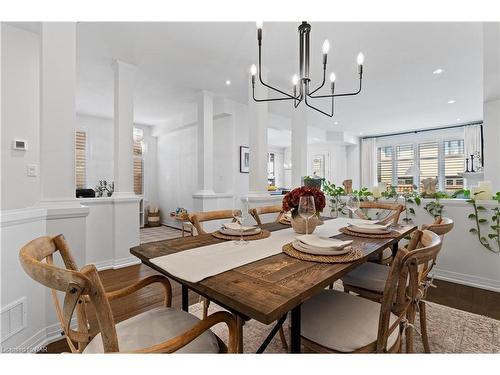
(189, 288, 500, 354)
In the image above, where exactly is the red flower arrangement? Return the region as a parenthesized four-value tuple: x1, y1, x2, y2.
(282, 186, 326, 218)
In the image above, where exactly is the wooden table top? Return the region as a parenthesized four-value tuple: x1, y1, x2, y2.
(130, 221, 416, 324)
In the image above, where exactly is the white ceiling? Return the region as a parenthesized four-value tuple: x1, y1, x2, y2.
(15, 22, 485, 136)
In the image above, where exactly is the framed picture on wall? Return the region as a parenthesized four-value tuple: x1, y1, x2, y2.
(239, 146, 250, 173)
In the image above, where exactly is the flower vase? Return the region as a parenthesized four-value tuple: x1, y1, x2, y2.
(290, 215, 318, 234)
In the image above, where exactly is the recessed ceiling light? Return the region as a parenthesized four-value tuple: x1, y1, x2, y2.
(447, 99, 456, 104)
(456, 118, 461, 122)
(433, 68, 444, 75)
(334, 121, 339, 125)
(225, 80, 231, 85)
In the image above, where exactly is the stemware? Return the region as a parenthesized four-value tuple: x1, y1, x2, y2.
(346, 194, 360, 218)
(298, 195, 316, 235)
(232, 198, 249, 245)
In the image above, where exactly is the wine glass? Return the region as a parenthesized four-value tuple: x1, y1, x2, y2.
(232, 201, 248, 245)
(298, 195, 316, 235)
(346, 194, 360, 218)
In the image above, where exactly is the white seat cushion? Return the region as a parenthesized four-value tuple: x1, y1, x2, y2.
(83, 307, 220, 353)
(301, 290, 399, 352)
(341, 262, 389, 293)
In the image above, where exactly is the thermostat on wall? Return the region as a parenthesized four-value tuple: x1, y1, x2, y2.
(12, 139, 28, 151)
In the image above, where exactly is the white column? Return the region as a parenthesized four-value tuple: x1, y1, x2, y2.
(247, 73, 269, 196)
(195, 90, 215, 195)
(482, 23, 500, 191)
(40, 23, 77, 201)
(113, 60, 136, 196)
(291, 104, 308, 187)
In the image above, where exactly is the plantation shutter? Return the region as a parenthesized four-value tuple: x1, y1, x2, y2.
(396, 144, 414, 191)
(444, 140, 465, 192)
(75, 130, 86, 189)
(377, 146, 393, 186)
(418, 142, 439, 192)
(133, 128, 144, 195)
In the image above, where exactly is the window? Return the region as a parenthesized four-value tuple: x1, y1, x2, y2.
(377, 146, 393, 187)
(376, 138, 465, 193)
(133, 128, 144, 195)
(444, 140, 465, 192)
(75, 130, 87, 189)
(418, 142, 439, 192)
(396, 144, 414, 191)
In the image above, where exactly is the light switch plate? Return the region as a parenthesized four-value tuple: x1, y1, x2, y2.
(27, 164, 38, 177)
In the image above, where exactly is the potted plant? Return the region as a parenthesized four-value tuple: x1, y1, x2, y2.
(282, 186, 326, 234)
(322, 180, 347, 218)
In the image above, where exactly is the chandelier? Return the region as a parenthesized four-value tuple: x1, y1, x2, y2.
(250, 21, 364, 118)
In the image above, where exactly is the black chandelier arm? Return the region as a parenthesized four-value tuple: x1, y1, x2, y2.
(308, 68, 326, 96)
(257, 45, 296, 100)
(304, 92, 334, 117)
(252, 85, 298, 102)
(308, 74, 363, 99)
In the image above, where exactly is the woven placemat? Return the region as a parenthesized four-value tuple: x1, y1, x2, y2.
(212, 229, 271, 241)
(282, 243, 364, 263)
(339, 227, 400, 239)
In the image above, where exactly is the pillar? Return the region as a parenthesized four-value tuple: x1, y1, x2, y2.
(291, 104, 308, 187)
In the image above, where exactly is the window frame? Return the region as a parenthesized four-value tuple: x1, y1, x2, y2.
(375, 127, 465, 192)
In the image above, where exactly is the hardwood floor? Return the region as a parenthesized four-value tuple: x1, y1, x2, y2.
(43, 264, 500, 353)
(426, 279, 500, 320)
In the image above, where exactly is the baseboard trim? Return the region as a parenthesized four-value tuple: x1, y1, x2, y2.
(3, 320, 75, 353)
(433, 268, 500, 293)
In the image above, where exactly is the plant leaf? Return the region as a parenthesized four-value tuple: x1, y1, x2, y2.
(468, 213, 476, 219)
(469, 228, 478, 233)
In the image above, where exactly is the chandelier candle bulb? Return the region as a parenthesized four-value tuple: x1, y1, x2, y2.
(256, 21, 263, 43)
(322, 40, 330, 65)
(292, 74, 299, 86)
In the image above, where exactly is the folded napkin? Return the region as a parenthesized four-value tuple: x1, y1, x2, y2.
(296, 234, 352, 249)
(347, 222, 391, 233)
(223, 222, 257, 232)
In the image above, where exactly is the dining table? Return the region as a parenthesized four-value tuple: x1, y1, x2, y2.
(130, 218, 416, 353)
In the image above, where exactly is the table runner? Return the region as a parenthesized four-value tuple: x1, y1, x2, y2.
(150, 217, 368, 283)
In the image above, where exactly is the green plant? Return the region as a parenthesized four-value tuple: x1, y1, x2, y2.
(460, 189, 500, 254)
(399, 185, 421, 223)
(423, 191, 450, 218)
(351, 187, 373, 201)
(381, 185, 398, 200)
(322, 180, 347, 216)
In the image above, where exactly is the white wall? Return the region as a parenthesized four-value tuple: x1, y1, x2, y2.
(1, 24, 40, 210)
(75, 113, 158, 204)
(76, 113, 114, 187)
(307, 142, 348, 185)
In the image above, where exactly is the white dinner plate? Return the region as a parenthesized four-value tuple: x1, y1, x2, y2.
(219, 227, 261, 236)
(347, 224, 390, 234)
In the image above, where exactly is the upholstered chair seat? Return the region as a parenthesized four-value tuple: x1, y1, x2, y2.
(84, 307, 219, 353)
(301, 289, 399, 352)
(341, 262, 389, 293)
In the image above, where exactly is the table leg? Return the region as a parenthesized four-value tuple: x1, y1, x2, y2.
(181, 285, 189, 312)
(290, 305, 302, 353)
(391, 241, 399, 257)
(236, 315, 245, 353)
(256, 314, 287, 353)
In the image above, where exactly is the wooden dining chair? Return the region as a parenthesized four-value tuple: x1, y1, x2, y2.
(353, 201, 406, 264)
(188, 210, 236, 235)
(341, 223, 450, 353)
(301, 234, 441, 353)
(189, 209, 289, 350)
(248, 205, 284, 225)
(19, 235, 238, 353)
